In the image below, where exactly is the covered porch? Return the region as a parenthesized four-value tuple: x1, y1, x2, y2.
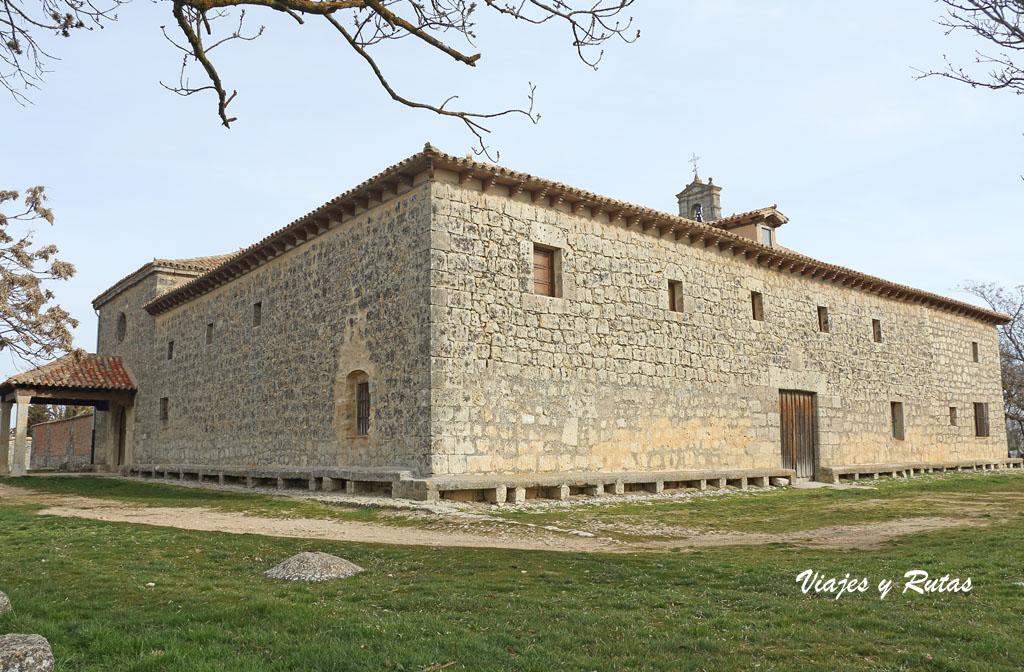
(1, 353, 136, 476)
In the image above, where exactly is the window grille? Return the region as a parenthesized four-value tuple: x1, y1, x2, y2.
(356, 383, 370, 436)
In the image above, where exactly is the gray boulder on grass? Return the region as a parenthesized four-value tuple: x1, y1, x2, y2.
(263, 552, 365, 582)
(0, 634, 55, 672)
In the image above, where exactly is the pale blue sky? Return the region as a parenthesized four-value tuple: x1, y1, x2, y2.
(1, 1, 1020, 379)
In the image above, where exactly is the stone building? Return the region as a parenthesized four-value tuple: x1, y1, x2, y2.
(1, 145, 1018, 498)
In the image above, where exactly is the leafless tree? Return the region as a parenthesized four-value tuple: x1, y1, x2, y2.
(25, 402, 88, 428)
(0, 0, 123, 103)
(920, 1, 1023, 96)
(0, 187, 79, 367)
(962, 281, 1024, 454)
(2, 0, 638, 155)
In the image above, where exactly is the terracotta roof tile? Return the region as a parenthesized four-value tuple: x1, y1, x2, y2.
(93, 253, 241, 309)
(1, 353, 136, 393)
(711, 206, 789, 229)
(153, 254, 240, 273)
(140, 144, 1010, 326)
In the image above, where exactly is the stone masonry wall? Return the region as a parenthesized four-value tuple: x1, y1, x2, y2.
(30, 413, 93, 470)
(130, 185, 433, 472)
(426, 176, 1007, 477)
(95, 271, 191, 466)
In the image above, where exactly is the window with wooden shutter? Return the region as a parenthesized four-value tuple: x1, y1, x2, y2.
(751, 291, 764, 321)
(817, 306, 830, 333)
(667, 281, 681, 312)
(891, 401, 904, 440)
(872, 319, 882, 343)
(533, 245, 555, 297)
(356, 382, 370, 436)
(974, 402, 989, 438)
(971, 341, 979, 362)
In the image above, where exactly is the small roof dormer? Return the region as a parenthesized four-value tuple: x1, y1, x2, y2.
(709, 206, 788, 248)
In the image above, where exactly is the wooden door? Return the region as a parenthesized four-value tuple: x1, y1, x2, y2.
(117, 407, 127, 466)
(779, 390, 816, 479)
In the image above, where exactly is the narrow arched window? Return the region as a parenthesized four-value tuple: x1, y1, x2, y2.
(346, 370, 371, 437)
(115, 313, 127, 342)
(356, 382, 370, 435)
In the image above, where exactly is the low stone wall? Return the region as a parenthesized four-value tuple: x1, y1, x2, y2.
(30, 414, 93, 470)
(819, 457, 1023, 483)
(123, 463, 795, 502)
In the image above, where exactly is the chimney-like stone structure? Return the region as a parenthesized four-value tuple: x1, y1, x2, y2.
(676, 177, 722, 222)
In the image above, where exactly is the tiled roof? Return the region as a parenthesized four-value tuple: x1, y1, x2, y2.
(153, 254, 239, 273)
(141, 144, 1010, 326)
(712, 206, 789, 229)
(93, 253, 240, 309)
(0, 353, 136, 394)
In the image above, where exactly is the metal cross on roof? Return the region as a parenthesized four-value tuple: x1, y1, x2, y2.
(689, 152, 701, 180)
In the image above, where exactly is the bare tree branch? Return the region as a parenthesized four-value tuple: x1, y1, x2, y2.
(3, 0, 637, 152)
(917, 1, 1024, 96)
(961, 281, 1024, 453)
(0, 0, 124, 101)
(326, 11, 536, 158)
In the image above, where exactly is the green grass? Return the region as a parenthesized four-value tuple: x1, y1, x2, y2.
(6, 471, 1024, 538)
(493, 473, 1024, 535)
(0, 476, 389, 523)
(1, 474, 1023, 670)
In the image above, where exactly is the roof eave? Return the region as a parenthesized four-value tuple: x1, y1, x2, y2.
(139, 144, 1011, 327)
(92, 261, 209, 309)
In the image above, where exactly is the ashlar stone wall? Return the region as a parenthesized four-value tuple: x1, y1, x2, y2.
(426, 176, 1007, 477)
(126, 184, 433, 472)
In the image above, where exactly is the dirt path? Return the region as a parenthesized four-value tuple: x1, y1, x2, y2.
(34, 503, 620, 552)
(0, 483, 991, 553)
(640, 517, 982, 551)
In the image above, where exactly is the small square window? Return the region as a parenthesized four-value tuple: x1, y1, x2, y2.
(872, 319, 882, 343)
(159, 397, 169, 422)
(971, 341, 979, 362)
(891, 401, 904, 441)
(167, 340, 174, 360)
(667, 280, 682, 313)
(205, 323, 214, 345)
(974, 402, 990, 438)
(751, 291, 764, 321)
(949, 407, 958, 426)
(253, 301, 262, 328)
(817, 306, 830, 333)
(760, 226, 772, 247)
